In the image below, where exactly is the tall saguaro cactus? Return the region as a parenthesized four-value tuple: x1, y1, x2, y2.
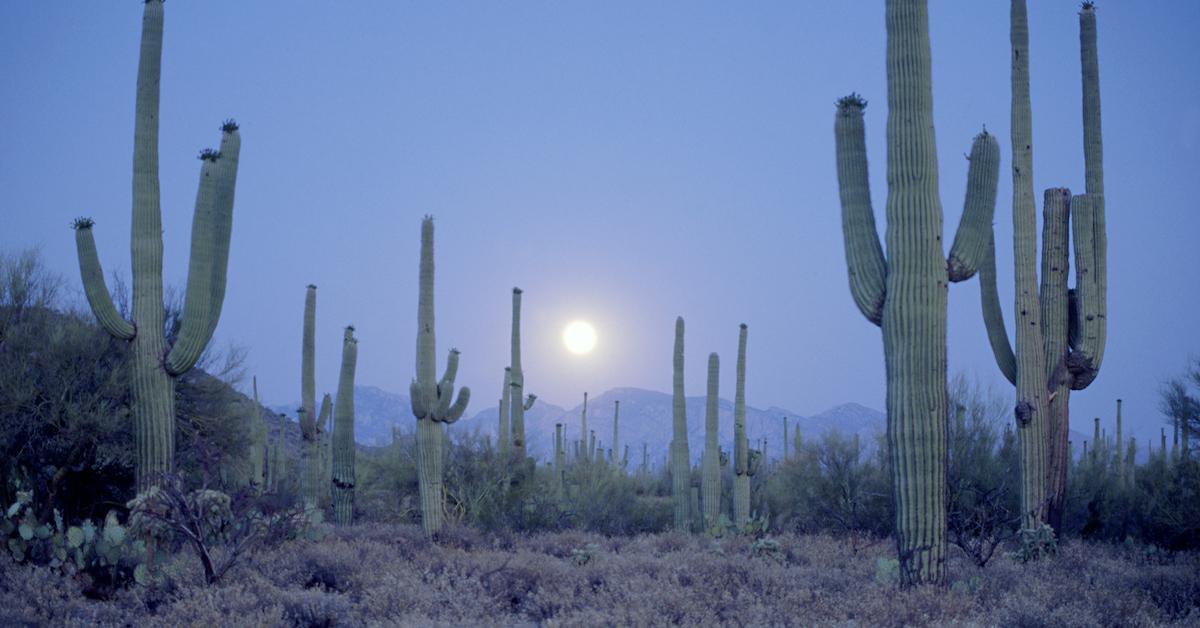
(410, 217, 471, 535)
(611, 400, 620, 464)
(733, 325, 751, 528)
(581, 392, 590, 462)
(72, 1, 242, 492)
(701, 352, 721, 529)
(498, 367, 511, 457)
(670, 317, 691, 531)
(298, 285, 322, 507)
(554, 423, 565, 497)
(834, 0, 1000, 585)
(332, 326, 358, 525)
(249, 377, 267, 492)
(508, 288, 536, 457)
(978, 1, 1107, 533)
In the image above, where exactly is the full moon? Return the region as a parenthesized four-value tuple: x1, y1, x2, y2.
(563, 320, 597, 355)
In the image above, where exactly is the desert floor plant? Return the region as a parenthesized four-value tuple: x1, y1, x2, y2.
(833, 0, 1000, 585)
(410, 217, 471, 536)
(72, 0, 242, 492)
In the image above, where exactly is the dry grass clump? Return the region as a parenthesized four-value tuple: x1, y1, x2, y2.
(1, 524, 1196, 626)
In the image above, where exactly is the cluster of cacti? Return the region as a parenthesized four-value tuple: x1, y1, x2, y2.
(72, 0, 242, 492)
(977, 0, 1108, 534)
(410, 217, 471, 535)
(331, 326, 358, 525)
(834, 0, 1000, 585)
(701, 352, 721, 529)
(669, 317, 691, 531)
(3, 492, 150, 586)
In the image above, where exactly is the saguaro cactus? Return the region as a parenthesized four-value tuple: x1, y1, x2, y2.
(611, 400, 620, 464)
(298, 285, 322, 507)
(410, 217, 471, 535)
(834, 0, 999, 585)
(332, 326, 358, 525)
(670, 317, 691, 531)
(508, 288, 536, 456)
(701, 352, 721, 529)
(554, 423, 565, 497)
(581, 392, 590, 462)
(72, 1, 242, 492)
(498, 368, 511, 457)
(977, 1, 1108, 534)
(249, 377, 267, 491)
(733, 325, 752, 528)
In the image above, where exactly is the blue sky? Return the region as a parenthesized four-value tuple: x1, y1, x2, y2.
(2, 2, 1198, 446)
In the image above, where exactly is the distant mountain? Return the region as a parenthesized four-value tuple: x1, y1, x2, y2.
(272, 386, 886, 465)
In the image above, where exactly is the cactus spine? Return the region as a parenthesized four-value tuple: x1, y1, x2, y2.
(701, 352, 721, 529)
(978, 1, 1108, 534)
(834, 0, 1000, 585)
(733, 325, 751, 528)
(248, 376, 267, 491)
(670, 317, 691, 531)
(410, 217, 471, 535)
(71, 1, 241, 491)
(332, 326, 358, 525)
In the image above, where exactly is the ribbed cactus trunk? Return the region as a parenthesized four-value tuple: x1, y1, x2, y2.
(1116, 399, 1124, 482)
(509, 289, 528, 457)
(298, 284, 321, 508)
(410, 217, 471, 536)
(670, 317, 691, 531)
(612, 400, 620, 464)
(1093, 417, 1101, 462)
(498, 367, 511, 457)
(554, 423, 565, 498)
(581, 392, 589, 462)
(782, 417, 788, 464)
(834, 0, 999, 585)
(978, 1, 1108, 535)
(701, 352, 721, 529)
(249, 377, 266, 492)
(332, 327, 358, 525)
(318, 393, 332, 508)
(589, 431, 596, 462)
(733, 325, 751, 529)
(71, 1, 241, 492)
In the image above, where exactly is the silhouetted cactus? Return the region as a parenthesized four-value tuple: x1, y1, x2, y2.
(72, 1, 242, 491)
(498, 367, 511, 457)
(508, 288, 536, 456)
(410, 217, 470, 535)
(833, 0, 1000, 585)
(554, 423, 565, 497)
(611, 400, 620, 464)
(332, 326, 358, 525)
(977, 0, 1108, 534)
(298, 285, 322, 507)
(733, 324, 751, 528)
(702, 352, 721, 529)
(581, 392, 590, 462)
(670, 317, 691, 531)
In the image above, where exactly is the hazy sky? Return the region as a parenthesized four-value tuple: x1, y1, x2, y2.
(3, 3, 1198, 446)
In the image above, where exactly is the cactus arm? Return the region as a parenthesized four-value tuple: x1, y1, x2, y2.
(1067, 193, 1103, 390)
(443, 389, 468, 423)
(435, 349, 460, 417)
(523, 394, 536, 411)
(163, 151, 221, 375)
(835, 94, 887, 326)
(980, 236, 1017, 386)
(198, 122, 241, 343)
(72, 220, 136, 340)
(946, 130, 1001, 282)
(317, 393, 332, 433)
(1039, 189, 1072, 386)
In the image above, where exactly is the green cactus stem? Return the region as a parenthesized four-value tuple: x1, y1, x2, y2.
(298, 284, 321, 508)
(581, 392, 589, 462)
(1115, 399, 1123, 480)
(249, 376, 266, 492)
(498, 367, 511, 457)
(701, 352, 721, 529)
(611, 400, 620, 464)
(834, 0, 1000, 585)
(670, 317, 691, 531)
(554, 423, 565, 497)
(410, 217, 471, 536)
(733, 324, 751, 529)
(977, 0, 1108, 535)
(332, 326, 358, 525)
(782, 417, 789, 464)
(589, 430, 596, 462)
(508, 288, 535, 457)
(318, 393, 332, 508)
(71, 1, 241, 492)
